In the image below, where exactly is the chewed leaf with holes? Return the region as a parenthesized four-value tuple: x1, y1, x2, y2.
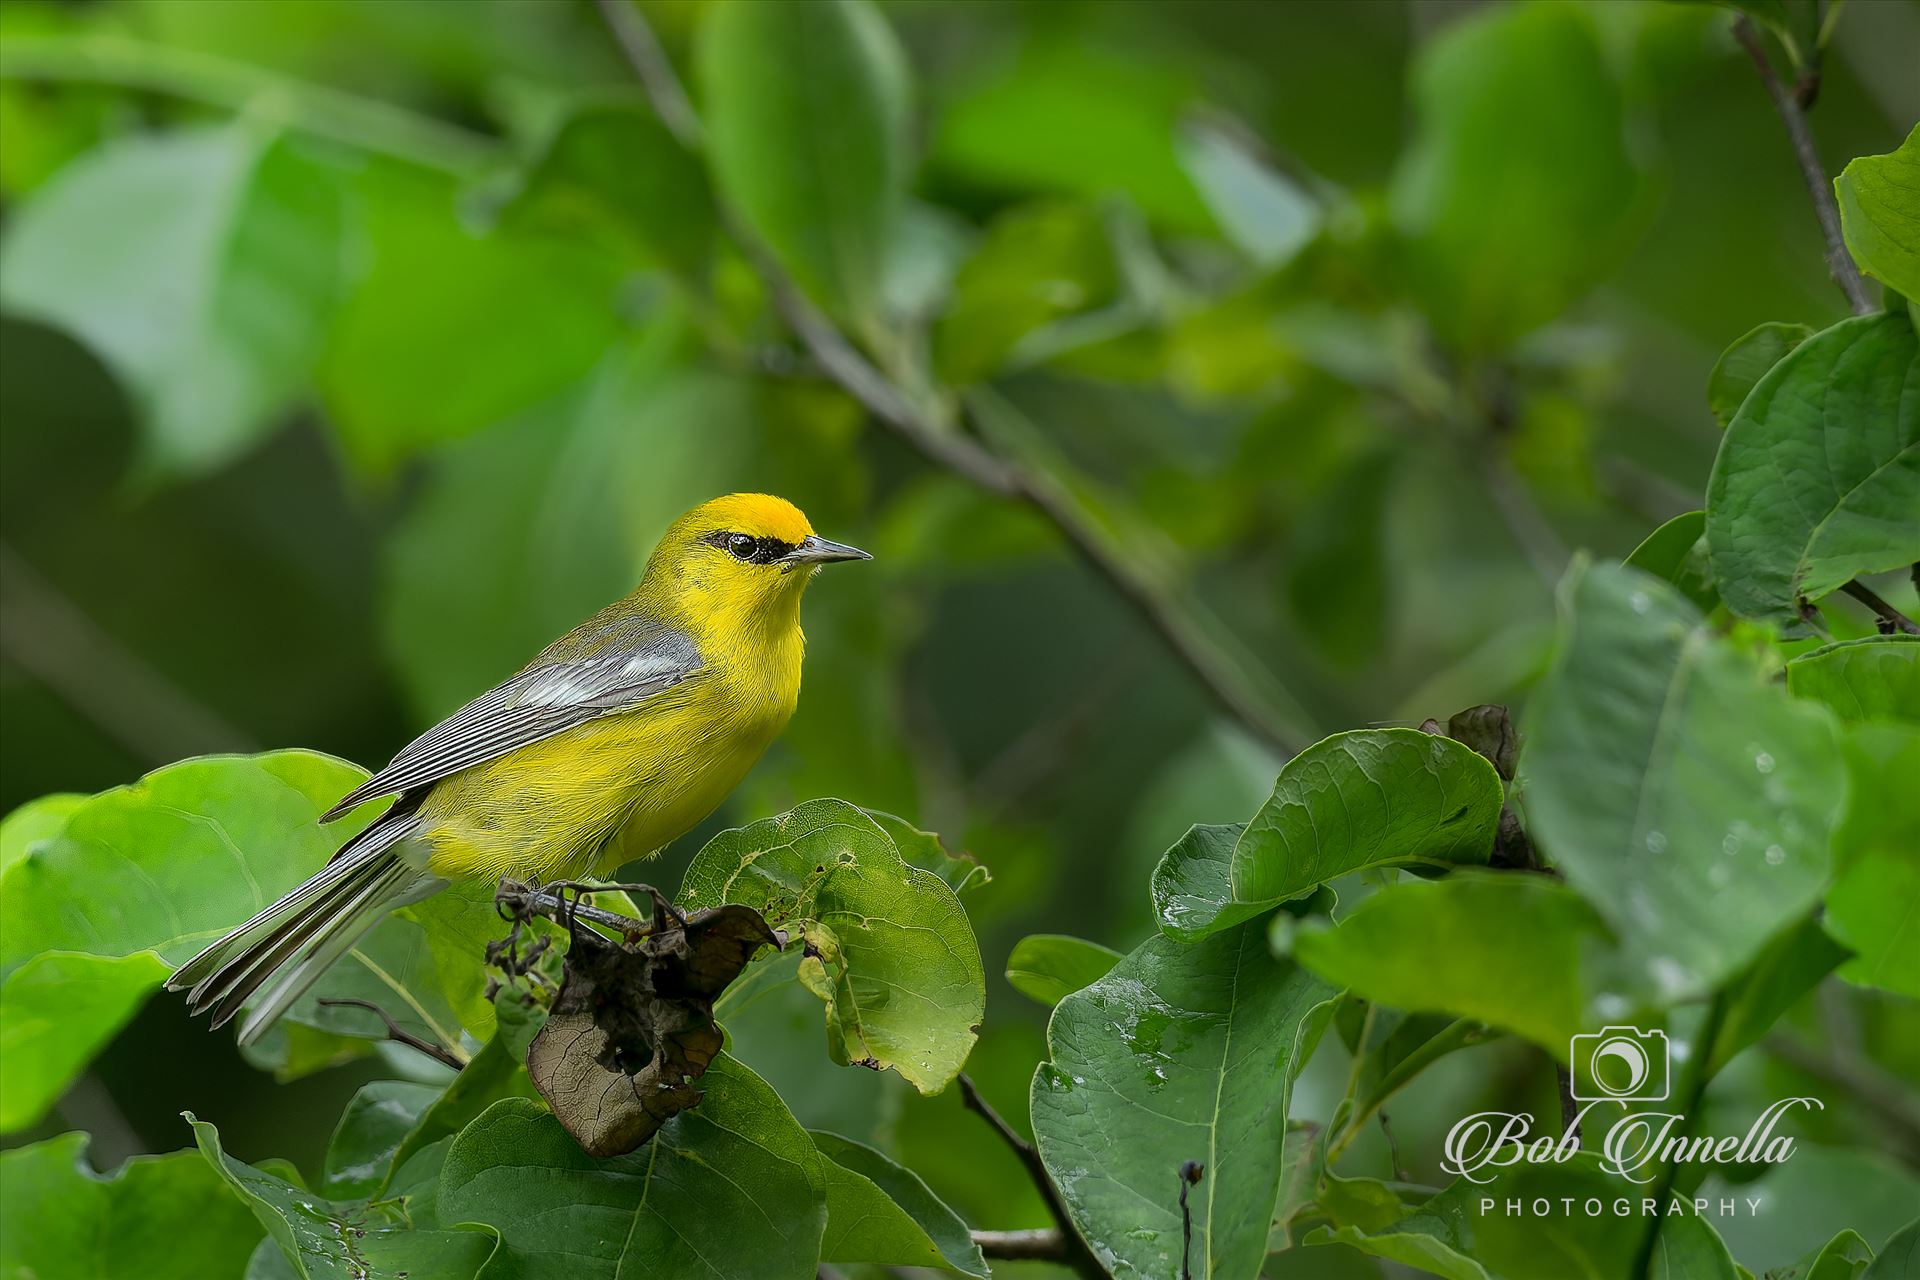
(0, 752, 498, 1089)
(678, 799, 985, 1092)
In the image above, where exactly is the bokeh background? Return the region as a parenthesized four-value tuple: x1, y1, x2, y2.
(2, 0, 1917, 1270)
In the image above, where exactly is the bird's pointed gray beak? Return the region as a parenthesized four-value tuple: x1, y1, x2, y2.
(785, 534, 873, 564)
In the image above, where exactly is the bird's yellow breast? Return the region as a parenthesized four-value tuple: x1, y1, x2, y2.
(412, 628, 802, 883)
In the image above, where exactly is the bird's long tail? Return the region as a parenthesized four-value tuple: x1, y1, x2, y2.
(166, 811, 445, 1046)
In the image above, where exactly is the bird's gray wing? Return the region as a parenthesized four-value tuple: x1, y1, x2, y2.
(320, 630, 701, 822)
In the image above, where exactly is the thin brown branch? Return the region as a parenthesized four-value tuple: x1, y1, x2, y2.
(971, 1228, 1074, 1261)
(1732, 17, 1876, 316)
(591, 0, 1311, 759)
(1839, 579, 1920, 634)
(316, 998, 466, 1071)
(958, 1073, 1106, 1278)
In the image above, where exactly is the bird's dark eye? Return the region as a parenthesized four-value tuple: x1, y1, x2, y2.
(727, 533, 758, 561)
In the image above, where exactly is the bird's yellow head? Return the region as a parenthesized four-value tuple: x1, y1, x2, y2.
(644, 493, 871, 636)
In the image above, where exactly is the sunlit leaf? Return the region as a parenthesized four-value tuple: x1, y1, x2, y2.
(0, 790, 83, 876)
(437, 1057, 826, 1280)
(0, 123, 342, 475)
(1031, 918, 1337, 1280)
(0, 949, 169, 1133)
(1524, 560, 1843, 997)
(1837, 124, 1920, 300)
(1706, 313, 1920, 627)
(1005, 933, 1121, 1007)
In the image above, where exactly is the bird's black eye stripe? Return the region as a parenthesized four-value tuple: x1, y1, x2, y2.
(705, 530, 797, 565)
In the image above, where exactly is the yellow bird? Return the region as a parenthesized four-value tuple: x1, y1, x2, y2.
(167, 493, 869, 1044)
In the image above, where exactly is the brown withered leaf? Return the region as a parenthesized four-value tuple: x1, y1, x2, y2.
(1445, 703, 1518, 781)
(526, 903, 777, 1157)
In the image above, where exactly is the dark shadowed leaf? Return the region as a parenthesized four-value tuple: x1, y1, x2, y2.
(320, 1080, 440, 1200)
(1707, 912, 1849, 1073)
(1709, 322, 1813, 428)
(1006, 933, 1121, 1006)
(1031, 918, 1337, 1280)
(0, 1133, 263, 1280)
(1523, 561, 1843, 998)
(1706, 313, 1920, 627)
(437, 1057, 826, 1280)
(0, 123, 341, 475)
(1837, 124, 1920, 300)
(812, 1128, 987, 1277)
(679, 800, 984, 1093)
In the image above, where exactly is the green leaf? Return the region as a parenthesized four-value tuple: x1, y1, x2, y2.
(1523, 560, 1844, 996)
(1713, 1147, 1920, 1274)
(190, 1113, 496, 1280)
(1390, 2, 1651, 350)
(437, 1056, 827, 1280)
(0, 123, 342, 476)
(1152, 729, 1503, 941)
(320, 1080, 441, 1201)
(0, 791, 83, 876)
(1787, 635, 1920, 725)
(867, 808, 992, 895)
(1826, 724, 1920, 997)
(1865, 1220, 1920, 1280)
(1176, 122, 1321, 268)
(1706, 912, 1849, 1073)
(1772, 1228, 1874, 1280)
(678, 799, 984, 1093)
(812, 1129, 987, 1277)
(1006, 933, 1121, 1006)
(1290, 870, 1617, 1055)
(493, 94, 713, 283)
(1314, 1157, 1738, 1280)
(1706, 312, 1920, 626)
(1031, 918, 1337, 1280)
(1625, 510, 1717, 613)
(0, 949, 169, 1133)
(1837, 124, 1920, 300)
(0, 1133, 264, 1279)
(697, 0, 909, 338)
(0, 753, 496, 1074)
(1709, 322, 1814, 428)
(318, 157, 624, 471)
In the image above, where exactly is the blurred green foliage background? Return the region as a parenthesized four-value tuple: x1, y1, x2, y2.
(1, 0, 1916, 1265)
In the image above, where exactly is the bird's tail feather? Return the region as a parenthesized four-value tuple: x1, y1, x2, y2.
(166, 813, 445, 1046)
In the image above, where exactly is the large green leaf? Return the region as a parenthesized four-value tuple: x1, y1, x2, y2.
(320, 1080, 441, 1201)
(191, 1114, 496, 1280)
(0, 1133, 264, 1279)
(437, 1056, 827, 1280)
(1523, 560, 1844, 996)
(1005, 932, 1121, 1007)
(1773, 1229, 1875, 1280)
(318, 157, 624, 471)
(0, 791, 83, 876)
(1837, 124, 1920, 300)
(1786, 635, 1919, 726)
(1030, 918, 1337, 1280)
(1288, 870, 1618, 1056)
(1706, 313, 1920, 626)
(1709, 322, 1814, 428)
(1151, 730, 1503, 941)
(697, 0, 909, 339)
(812, 1129, 987, 1277)
(0, 123, 341, 475)
(1825, 724, 1920, 997)
(1389, 2, 1650, 350)
(678, 799, 984, 1093)
(0, 949, 169, 1133)
(1313, 1156, 1738, 1280)
(0, 753, 497, 1076)
(1866, 1220, 1920, 1280)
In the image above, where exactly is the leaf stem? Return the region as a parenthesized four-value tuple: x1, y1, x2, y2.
(1629, 989, 1732, 1280)
(1838, 579, 1920, 634)
(957, 1073, 1106, 1278)
(0, 33, 495, 174)
(590, 0, 1314, 758)
(1730, 17, 1876, 316)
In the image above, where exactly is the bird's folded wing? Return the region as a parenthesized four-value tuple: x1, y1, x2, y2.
(321, 632, 701, 822)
